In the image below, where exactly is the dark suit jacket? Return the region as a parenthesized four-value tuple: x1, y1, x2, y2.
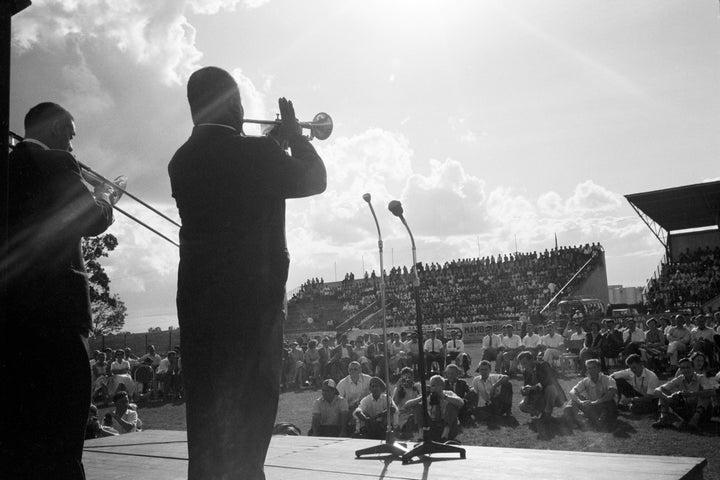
(2, 142, 113, 333)
(169, 127, 326, 312)
(444, 379, 470, 400)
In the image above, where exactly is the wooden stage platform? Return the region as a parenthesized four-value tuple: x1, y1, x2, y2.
(83, 430, 707, 480)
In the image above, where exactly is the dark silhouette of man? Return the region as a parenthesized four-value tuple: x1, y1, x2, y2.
(1, 102, 116, 479)
(168, 66, 326, 480)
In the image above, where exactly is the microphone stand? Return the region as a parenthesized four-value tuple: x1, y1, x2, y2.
(388, 201, 465, 465)
(355, 193, 408, 459)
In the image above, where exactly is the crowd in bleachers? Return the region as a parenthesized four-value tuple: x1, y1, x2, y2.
(646, 246, 720, 313)
(288, 243, 604, 330)
(287, 312, 720, 440)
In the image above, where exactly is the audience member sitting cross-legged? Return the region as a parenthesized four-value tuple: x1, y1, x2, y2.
(518, 351, 566, 423)
(309, 379, 348, 437)
(104, 391, 142, 434)
(653, 356, 717, 431)
(563, 359, 618, 430)
(469, 360, 512, 426)
(354, 377, 398, 440)
(443, 364, 474, 425)
(392, 367, 421, 439)
(404, 375, 464, 443)
(336, 361, 372, 435)
(611, 354, 660, 414)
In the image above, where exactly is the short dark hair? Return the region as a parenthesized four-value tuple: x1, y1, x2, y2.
(187, 66, 239, 124)
(24, 102, 71, 130)
(625, 354, 642, 366)
(113, 391, 129, 403)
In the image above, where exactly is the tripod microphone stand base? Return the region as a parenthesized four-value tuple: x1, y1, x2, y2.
(401, 438, 466, 464)
(355, 431, 410, 459)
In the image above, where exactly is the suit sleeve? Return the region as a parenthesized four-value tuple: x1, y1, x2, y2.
(48, 152, 114, 237)
(252, 135, 326, 199)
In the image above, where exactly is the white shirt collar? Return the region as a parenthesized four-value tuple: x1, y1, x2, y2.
(195, 123, 238, 132)
(22, 138, 50, 150)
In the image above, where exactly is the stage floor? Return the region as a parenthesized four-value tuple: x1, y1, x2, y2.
(83, 430, 707, 480)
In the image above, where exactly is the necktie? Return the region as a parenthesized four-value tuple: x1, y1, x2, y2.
(453, 339, 457, 349)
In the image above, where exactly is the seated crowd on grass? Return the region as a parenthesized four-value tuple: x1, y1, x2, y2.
(288, 313, 720, 441)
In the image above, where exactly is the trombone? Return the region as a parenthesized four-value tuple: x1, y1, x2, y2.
(8, 131, 180, 247)
(6, 111, 333, 248)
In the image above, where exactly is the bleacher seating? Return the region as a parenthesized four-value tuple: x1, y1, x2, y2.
(286, 243, 604, 332)
(645, 246, 720, 313)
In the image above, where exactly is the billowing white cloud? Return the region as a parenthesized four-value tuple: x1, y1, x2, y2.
(188, 0, 271, 15)
(13, 0, 202, 85)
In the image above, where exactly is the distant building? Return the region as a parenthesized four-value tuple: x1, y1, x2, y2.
(607, 285, 643, 305)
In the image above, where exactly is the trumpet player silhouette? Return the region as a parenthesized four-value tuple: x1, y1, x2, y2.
(1, 102, 119, 479)
(169, 66, 326, 480)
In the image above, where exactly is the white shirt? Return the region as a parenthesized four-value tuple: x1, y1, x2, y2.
(541, 333, 564, 349)
(612, 368, 660, 395)
(570, 332, 587, 341)
(156, 358, 172, 375)
(570, 374, 617, 402)
(445, 338, 465, 353)
(471, 374, 504, 406)
(355, 393, 399, 426)
(336, 373, 372, 406)
(500, 334, 522, 349)
(522, 334, 541, 348)
(482, 334, 502, 349)
(623, 329, 646, 343)
(424, 338, 444, 353)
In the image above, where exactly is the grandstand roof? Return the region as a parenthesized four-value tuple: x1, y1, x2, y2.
(625, 180, 720, 232)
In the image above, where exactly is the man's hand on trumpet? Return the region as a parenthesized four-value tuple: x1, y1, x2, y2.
(273, 97, 302, 150)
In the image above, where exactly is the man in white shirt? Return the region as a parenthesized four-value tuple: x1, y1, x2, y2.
(521, 325, 542, 356)
(690, 314, 717, 365)
(310, 379, 348, 437)
(354, 377, 398, 440)
(539, 324, 564, 364)
(445, 330, 469, 375)
(470, 360, 512, 423)
(480, 325, 502, 364)
(610, 354, 659, 414)
(424, 330, 445, 374)
(496, 324, 522, 375)
(107, 391, 142, 434)
(156, 350, 180, 399)
(336, 361, 372, 434)
(563, 359, 618, 429)
(652, 357, 716, 430)
(622, 319, 646, 357)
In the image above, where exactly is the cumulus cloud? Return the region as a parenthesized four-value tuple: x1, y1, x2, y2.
(188, 0, 271, 15)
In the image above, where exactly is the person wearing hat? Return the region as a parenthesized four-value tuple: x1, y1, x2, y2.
(354, 377, 398, 440)
(652, 356, 716, 430)
(309, 379, 348, 437)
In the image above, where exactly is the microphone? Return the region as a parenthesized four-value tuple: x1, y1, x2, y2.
(388, 200, 403, 217)
(362, 193, 371, 203)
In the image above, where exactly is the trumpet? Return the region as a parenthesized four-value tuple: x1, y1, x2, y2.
(243, 112, 333, 141)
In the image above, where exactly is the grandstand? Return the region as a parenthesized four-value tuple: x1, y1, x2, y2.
(626, 180, 720, 313)
(286, 243, 608, 335)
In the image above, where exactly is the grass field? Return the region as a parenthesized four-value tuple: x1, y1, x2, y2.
(101, 343, 720, 479)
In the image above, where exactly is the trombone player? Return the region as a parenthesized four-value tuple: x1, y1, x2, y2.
(168, 66, 326, 480)
(1, 102, 119, 479)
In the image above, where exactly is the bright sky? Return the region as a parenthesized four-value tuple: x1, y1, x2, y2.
(9, 0, 720, 333)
